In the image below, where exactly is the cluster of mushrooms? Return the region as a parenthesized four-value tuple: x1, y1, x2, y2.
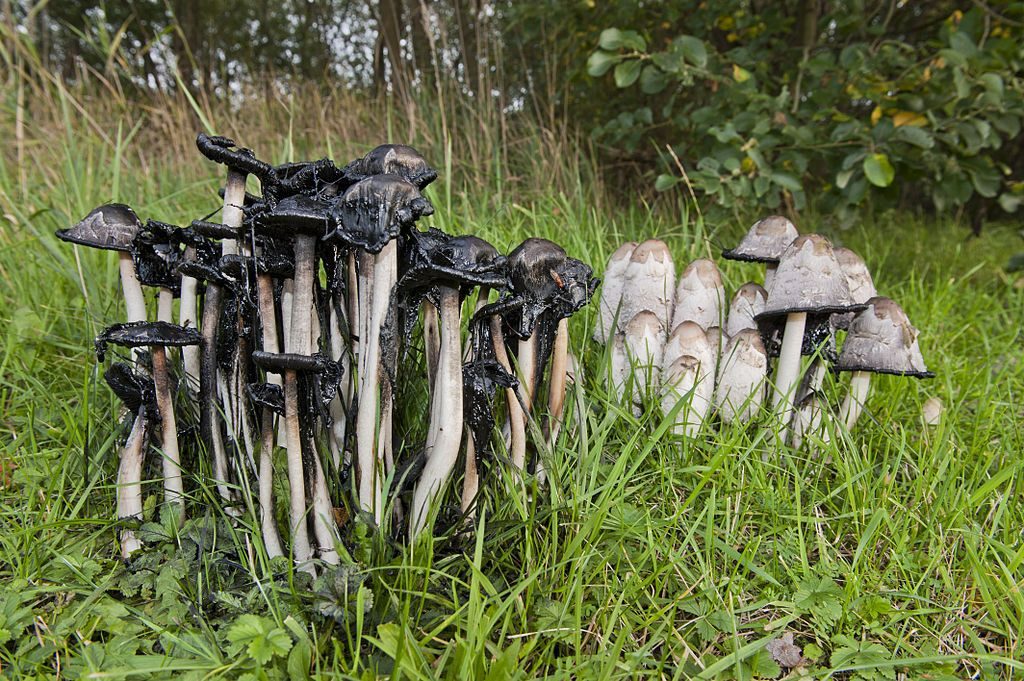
(595, 216, 933, 445)
(57, 135, 596, 569)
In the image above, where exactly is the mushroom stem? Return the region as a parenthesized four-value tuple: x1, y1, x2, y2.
(410, 286, 464, 538)
(118, 252, 148, 324)
(839, 371, 872, 430)
(537, 318, 569, 485)
(282, 369, 313, 571)
(199, 283, 234, 503)
(327, 301, 349, 468)
(257, 407, 284, 558)
(771, 311, 807, 442)
(460, 427, 479, 515)
(179, 245, 201, 390)
(288, 232, 338, 565)
(151, 299, 184, 520)
(493, 317, 527, 470)
(355, 241, 396, 523)
(117, 410, 149, 560)
(423, 300, 441, 394)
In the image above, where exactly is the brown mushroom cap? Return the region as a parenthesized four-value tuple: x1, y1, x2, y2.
(722, 215, 798, 263)
(834, 297, 933, 377)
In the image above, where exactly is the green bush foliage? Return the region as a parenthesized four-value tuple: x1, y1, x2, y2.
(586, 3, 1024, 223)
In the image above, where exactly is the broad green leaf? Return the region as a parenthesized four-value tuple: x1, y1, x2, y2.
(836, 168, 855, 189)
(247, 627, 292, 665)
(732, 64, 752, 83)
(674, 35, 707, 67)
(619, 30, 647, 51)
(892, 126, 933, 149)
(614, 60, 642, 88)
(640, 65, 668, 94)
(770, 172, 802, 192)
(980, 73, 1004, 99)
(655, 174, 680, 192)
(998, 193, 1022, 213)
(287, 639, 312, 680)
(949, 31, 977, 59)
(598, 28, 624, 50)
(586, 50, 618, 77)
(863, 153, 895, 187)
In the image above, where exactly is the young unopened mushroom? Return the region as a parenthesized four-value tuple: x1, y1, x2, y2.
(714, 329, 768, 424)
(835, 297, 933, 430)
(56, 204, 148, 340)
(671, 259, 725, 330)
(754, 234, 862, 441)
(619, 240, 675, 335)
(594, 241, 638, 343)
(661, 355, 713, 437)
(623, 311, 665, 415)
(725, 282, 767, 337)
(663, 321, 715, 377)
(721, 215, 799, 288)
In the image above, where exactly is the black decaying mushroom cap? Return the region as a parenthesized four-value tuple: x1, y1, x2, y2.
(834, 297, 934, 378)
(133, 220, 184, 293)
(103, 362, 156, 418)
(345, 144, 438, 189)
(325, 174, 434, 253)
(191, 219, 241, 241)
(56, 204, 143, 252)
(501, 238, 599, 339)
(247, 382, 285, 415)
(196, 133, 276, 186)
(95, 321, 202, 361)
(463, 356, 517, 459)
(256, 194, 331, 238)
(251, 350, 327, 374)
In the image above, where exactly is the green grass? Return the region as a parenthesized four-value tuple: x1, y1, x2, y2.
(1, 84, 1023, 680)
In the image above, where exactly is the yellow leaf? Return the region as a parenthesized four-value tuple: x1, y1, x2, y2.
(892, 110, 927, 127)
(871, 106, 883, 126)
(727, 32, 739, 43)
(741, 157, 756, 173)
(733, 64, 751, 83)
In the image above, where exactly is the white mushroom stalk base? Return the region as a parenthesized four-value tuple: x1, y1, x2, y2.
(839, 370, 872, 430)
(179, 246, 201, 391)
(537, 318, 569, 485)
(771, 312, 807, 444)
(410, 287, 464, 538)
(282, 372, 313, 572)
(118, 411, 149, 560)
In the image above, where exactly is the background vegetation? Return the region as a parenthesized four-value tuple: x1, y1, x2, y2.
(1, 1, 1022, 679)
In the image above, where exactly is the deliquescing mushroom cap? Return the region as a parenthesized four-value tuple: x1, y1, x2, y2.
(721, 215, 798, 263)
(56, 204, 143, 252)
(346, 144, 438, 189)
(756, 234, 865, 319)
(834, 297, 934, 377)
(257, 194, 331, 238)
(252, 350, 332, 374)
(402, 231, 508, 294)
(104, 362, 156, 417)
(325, 174, 434, 253)
(133, 220, 184, 293)
(504, 237, 598, 337)
(95, 321, 202, 361)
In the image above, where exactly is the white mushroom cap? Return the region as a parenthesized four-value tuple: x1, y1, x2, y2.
(663, 321, 714, 381)
(758, 234, 860, 318)
(671, 258, 725, 330)
(619, 240, 675, 336)
(661, 355, 713, 438)
(714, 329, 767, 424)
(835, 297, 933, 377)
(623, 310, 666, 413)
(834, 247, 877, 304)
(790, 393, 831, 449)
(725, 282, 767, 336)
(594, 241, 638, 343)
(722, 215, 799, 263)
